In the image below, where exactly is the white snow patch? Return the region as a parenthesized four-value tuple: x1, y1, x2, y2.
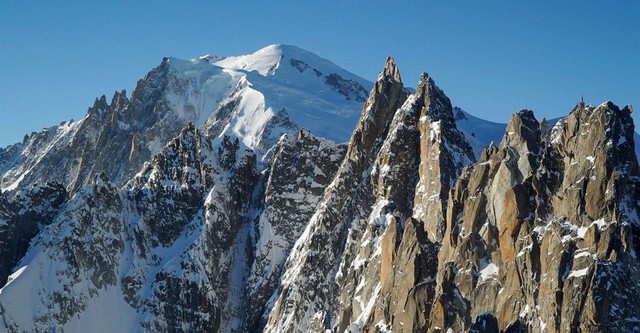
(517, 243, 534, 258)
(478, 258, 500, 282)
(429, 121, 441, 142)
(2, 172, 27, 192)
(3, 265, 28, 286)
(540, 317, 547, 331)
(567, 267, 590, 279)
(533, 224, 548, 237)
(374, 320, 392, 333)
(574, 250, 595, 259)
(577, 218, 608, 239)
(479, 262, 499, 282)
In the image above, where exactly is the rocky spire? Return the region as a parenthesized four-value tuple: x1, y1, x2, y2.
(264, 57, 409, 333)
(348, 56, 407, 164)
(88, 95, 109, 115)
(382, 56, 401, 83)
(414, 72, 455, 125)
(341, 70, 476, 332)
(412, 72, 475, 242)
(110, 89, 129, 110)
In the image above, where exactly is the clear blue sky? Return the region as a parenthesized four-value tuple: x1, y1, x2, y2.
(1, 1, 638, 147)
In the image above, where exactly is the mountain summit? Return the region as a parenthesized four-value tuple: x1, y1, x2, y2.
(0, 45, 372, 193)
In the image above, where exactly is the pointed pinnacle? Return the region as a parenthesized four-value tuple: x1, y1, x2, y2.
(383, 57, 402, 83)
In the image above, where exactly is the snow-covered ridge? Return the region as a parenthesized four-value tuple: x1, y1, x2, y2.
(184, 45, 372, 145)
(201, 44, 372, 145)
(213, 44, 368, 86)
(156, 45, 372, 149)
(0, 44, 373, 193)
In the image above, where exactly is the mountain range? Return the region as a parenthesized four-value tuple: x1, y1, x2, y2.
(0, 45, 638, 332)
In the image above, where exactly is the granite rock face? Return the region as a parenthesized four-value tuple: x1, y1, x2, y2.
(264, 57, 411, 333)
(431, 102, 639, 332)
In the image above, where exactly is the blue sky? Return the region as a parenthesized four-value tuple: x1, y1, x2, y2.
(1, 1, 638, 147)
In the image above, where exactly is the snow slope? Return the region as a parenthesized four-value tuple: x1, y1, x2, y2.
(209, 44, 371, 145)
(453, 107, 506, 158)
(147, 44, 373, 151)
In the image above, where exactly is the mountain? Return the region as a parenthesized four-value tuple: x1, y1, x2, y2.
(0, 44, 371, 194)
(1, 46, 638, 333)
(264, 58, 477, 332)
(263, 60, 639, 333)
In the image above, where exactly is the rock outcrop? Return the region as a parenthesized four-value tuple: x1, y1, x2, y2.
(241, 129, 346, 332)
(264, 57, 409, 333)
(264, 58, 476, 333)
(0, 182, 68, 285)
(432, 102, 639, 332)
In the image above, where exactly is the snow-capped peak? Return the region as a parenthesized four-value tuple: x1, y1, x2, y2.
(200, 44, 373, 145)
(212, 45, 370, 91)
(213, 44, 289, 76)
(213, 44, 337, 77)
